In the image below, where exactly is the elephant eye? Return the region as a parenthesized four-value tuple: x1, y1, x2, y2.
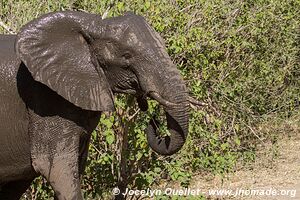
(122, 52, 132, 60)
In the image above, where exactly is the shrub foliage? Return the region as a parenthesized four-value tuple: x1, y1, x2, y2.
(1, 0, 299, 199)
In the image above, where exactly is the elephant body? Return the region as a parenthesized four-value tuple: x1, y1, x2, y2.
(0, 11, 189, 199)
(0, 35, 33, 183)
(0, 35, 101, 199)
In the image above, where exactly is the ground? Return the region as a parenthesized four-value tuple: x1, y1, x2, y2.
(191, 116, 300, 200)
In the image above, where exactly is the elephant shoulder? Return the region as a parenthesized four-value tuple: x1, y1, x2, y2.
(0, 35, 16, 53)
(0, 35, 22, 86)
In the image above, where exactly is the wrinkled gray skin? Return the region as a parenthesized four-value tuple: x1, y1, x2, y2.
(0, 11, 189, 199)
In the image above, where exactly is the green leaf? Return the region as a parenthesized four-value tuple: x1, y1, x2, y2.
(106, 134, 115, 145)
(234, 137, 241, 146)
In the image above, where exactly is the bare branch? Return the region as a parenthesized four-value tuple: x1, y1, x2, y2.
(77, 9, 88, 13)
(102, 2, 115, 19)
(102, 8, 109, 19)
(0, 20, 16, 34)
(179, 4, 196, 13)
(90, 143, 102, 155)
(244, 122, 265, 143)
(128, 108, 140, 121)
(207, 93, 221, 117)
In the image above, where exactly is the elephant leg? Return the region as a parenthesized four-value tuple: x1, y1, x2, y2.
(44, 154, 82, 200)
(31, 141, 83, 200)
(0, 179, 33, 200)
(29, 113, 85, 200)
(32, 145, 83, 200)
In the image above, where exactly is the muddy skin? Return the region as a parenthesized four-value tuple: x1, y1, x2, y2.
(0, 11, 189, 199)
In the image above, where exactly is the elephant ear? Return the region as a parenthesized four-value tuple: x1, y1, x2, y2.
(15, 11, 114, 111)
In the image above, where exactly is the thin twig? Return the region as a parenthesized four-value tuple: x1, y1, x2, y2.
(0, 20, 16, 34)
(102, 2, 115, 19)
(179, 4, 196, 12)
(240, 120, 265, 144)
(128, 108, 140, 121)
(90, 143, 102, 154)
(207, 92, 222, 117)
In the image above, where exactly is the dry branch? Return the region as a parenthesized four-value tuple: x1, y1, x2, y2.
(0, 20, 16, 34)
(102, 2, 115, 19)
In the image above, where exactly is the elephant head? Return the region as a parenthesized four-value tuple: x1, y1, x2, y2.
(15, 11, 189, 155)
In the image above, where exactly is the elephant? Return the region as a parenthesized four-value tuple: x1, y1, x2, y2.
(0, 11, 189, 199)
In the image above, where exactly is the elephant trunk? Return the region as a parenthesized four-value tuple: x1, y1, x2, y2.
(145, 70, 189, 155)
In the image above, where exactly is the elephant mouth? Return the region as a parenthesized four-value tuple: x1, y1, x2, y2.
(137, 96, 148, 111)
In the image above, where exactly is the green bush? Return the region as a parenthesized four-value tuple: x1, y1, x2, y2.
(1, 0, 299, 199)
